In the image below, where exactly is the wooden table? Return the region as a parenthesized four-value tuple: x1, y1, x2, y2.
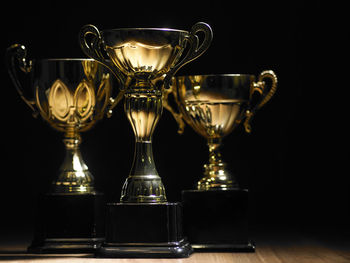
(1, 228, 349, 263)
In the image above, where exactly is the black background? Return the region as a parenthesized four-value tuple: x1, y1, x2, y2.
(0, 1, 348, 239)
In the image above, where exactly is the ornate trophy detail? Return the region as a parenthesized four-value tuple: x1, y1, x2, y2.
(80, 23, 213, 203)
(123, 89, 165, 202)
(171, 72, 278, 190)
(6, 44, 116, 252)
(79, 23, 213, 258)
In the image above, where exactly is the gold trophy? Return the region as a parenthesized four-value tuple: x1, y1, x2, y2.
(79, 22, 213, 257)
(169, 72, 277, 251)
(6, 44, 117, 252)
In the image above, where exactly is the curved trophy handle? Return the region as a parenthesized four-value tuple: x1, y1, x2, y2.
(243, 70, 278, 133)
(164, 22, 213, 89)
(6, 44, 38, 117)
(162, 83, 185, 134)
(79, 25, 108, 69)
(163, 22, 213, 133)
(79, 24, 126, 117)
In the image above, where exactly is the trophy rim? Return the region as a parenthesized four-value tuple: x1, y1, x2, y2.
(102, 27, 189, 34)
(38, 58, 96, 62)
(176, 73, 254, 78)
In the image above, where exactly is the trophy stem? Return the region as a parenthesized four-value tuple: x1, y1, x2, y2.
(53, 129, 95, 194)
(208, 138, 223, 165)
(121, 89, 166, 203)
(198, 138, 239, 190)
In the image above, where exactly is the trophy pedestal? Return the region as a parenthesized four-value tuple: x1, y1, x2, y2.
(28, 192, 105, 253)
(182, 189, 255, 252)
(97, 202, 192, 258)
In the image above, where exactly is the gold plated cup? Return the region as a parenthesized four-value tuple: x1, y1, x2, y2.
(170, 72, 278, 190)
(79, 23, 213, 203)
(6, 44, 115, 194)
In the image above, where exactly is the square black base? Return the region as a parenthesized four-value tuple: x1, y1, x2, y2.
(28, 192, 105, 253)
(97, 202, 193, 258)
(182, 189, 255, 252)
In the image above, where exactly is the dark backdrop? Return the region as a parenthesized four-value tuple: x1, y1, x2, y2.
(1, 1, 348, 238)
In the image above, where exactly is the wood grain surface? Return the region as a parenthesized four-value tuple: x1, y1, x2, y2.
(1, 229, 349, 263)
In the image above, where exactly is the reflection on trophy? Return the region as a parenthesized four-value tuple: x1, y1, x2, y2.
(79, 22, 213, 257)
(6, 44, 116, 252)
(169, 72, 277, 251)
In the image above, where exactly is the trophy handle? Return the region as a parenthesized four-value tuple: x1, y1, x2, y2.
(163, 22, 213, 132)
(79, 24, 126, 117)
(6, 44, 38, 117)
(243, 70, 278, 133)
(162, 83, 185, 134)
(164, 22, 213, 89)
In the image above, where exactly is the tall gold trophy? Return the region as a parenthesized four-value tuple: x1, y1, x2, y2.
(6, 44, 117, 252)
(79, 22, 213, 257)
(169, 72, 277, 251)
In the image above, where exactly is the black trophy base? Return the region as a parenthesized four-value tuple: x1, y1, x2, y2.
(28, 237, 104, 253)
(97, 202, 193, 258)
(182, 188, 255, 252)
(28, 192, 105, 253)
(99, 239, 192, 258)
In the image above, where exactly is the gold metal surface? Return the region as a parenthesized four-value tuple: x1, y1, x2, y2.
(6, 45, 114, 194)
(162, 85, 185, 134)
(243, 70, 278, 133)
(121, 89, 166, 203)
(184, 100, 243, 139)
(171, 72, 278, 190)
(79, 23, 213, 203)
(47, 70, 111, 193)
(35, 62, 112, 134)
(106, 41, 183, 81)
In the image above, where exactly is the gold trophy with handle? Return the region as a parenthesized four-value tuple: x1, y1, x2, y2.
(167, 72, 277, 251)
(79, 22, 213, 257)
(6, 44, 118, 252)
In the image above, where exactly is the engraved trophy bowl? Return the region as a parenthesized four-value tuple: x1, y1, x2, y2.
(171, 72, 278, 190)
(6, 44, 115, 194)
(80, 23, 213, 203)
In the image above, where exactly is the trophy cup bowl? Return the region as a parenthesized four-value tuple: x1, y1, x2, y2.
(6, 44, 116, 252)
(79, 23, 213, 258)
(170, 72, 277, 251)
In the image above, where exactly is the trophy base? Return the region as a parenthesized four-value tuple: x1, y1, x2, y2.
(27, 237, 104, 253)
(28, 192, 105, 253)
(97, 202, 193, 258)
(182, 188, 255, 252)
(98, 239, 192, 258)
